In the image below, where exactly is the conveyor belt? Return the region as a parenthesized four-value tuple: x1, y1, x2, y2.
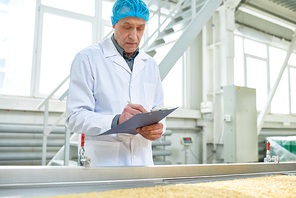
(0, 162, 295, 197)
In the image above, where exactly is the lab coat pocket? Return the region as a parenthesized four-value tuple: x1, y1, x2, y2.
(85, 140, 120, 167)
(144, 82, 156, 110)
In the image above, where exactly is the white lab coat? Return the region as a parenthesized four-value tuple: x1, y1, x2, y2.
(66, 37, 165, 167)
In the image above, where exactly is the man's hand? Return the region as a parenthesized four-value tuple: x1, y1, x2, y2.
(118, 104, 147, 125)
(136, 122, 164, 141)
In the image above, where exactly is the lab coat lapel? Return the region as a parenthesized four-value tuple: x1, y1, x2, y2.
(102, 37, 131, 74)
(114, 55, 131, 74)
(132, 51, 148, 80)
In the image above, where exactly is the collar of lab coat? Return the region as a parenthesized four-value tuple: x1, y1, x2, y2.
(102, 37, 150, 78)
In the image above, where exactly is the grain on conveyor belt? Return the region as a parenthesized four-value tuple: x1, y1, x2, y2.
(39, 175, 296, 198)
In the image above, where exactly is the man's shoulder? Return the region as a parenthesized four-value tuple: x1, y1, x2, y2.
(78, 43, 103, 56)
(139, 50, 156, 63)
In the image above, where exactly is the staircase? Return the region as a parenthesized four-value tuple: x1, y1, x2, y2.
(39, 0, 223, 166)
(145, 0, 208, 57)
(143, 0, 223, 80)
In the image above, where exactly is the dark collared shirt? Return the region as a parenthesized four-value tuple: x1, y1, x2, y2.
(110, 34, 139, 128)
(111, 34, 139, 72)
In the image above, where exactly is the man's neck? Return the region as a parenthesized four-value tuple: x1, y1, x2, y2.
(111, 34, 138, 59)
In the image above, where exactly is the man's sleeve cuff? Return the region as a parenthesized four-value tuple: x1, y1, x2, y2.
(111, 114, 121, 128)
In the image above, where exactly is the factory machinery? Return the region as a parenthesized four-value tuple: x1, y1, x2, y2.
(1, 162, 295, 197)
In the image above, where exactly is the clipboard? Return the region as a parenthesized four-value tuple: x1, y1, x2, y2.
(99, 107, 178, 136)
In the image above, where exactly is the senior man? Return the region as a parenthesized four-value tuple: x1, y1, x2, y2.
(66, 0, 165, 166)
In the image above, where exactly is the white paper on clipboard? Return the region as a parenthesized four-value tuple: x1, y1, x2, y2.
(98, 107, 178, 136)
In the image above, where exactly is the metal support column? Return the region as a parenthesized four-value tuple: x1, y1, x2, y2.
(64, 127, 71, 166)
(42, 102, 49, 166)
(185, 146, 189, 164)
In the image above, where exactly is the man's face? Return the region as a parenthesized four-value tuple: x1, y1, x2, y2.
(113, 17, 146, 57)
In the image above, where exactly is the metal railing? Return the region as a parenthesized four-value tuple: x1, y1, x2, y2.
(37, 75, 70, 165)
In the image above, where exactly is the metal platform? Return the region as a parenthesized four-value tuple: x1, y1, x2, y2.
(0, 162, 295, 197)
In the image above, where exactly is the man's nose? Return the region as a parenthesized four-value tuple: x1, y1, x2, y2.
(128, 28, 137, 40)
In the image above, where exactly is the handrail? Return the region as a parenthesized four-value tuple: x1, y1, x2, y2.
(59, 89, 69, 101)
(37, 74, 70, 165)
(37, 74, 70, 109)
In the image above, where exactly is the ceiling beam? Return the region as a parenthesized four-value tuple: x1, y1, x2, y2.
(238, 4, 296, 31)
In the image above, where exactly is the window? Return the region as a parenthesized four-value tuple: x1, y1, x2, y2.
(291, 68, 296, 114)
(104, 25, 113, 38)
(102, 1, 113, 21)
(235, 37, 269, 111)
(41, 0, 95, 16)
(162, 55, 184, 108)
(289, 53, 296, 65)
(234, 36, 244, 87)
(234, 35, 296, 115)
(35, 0, 115, 97)
(0, 1, 36, 96)
(244, 39, 267, 58)
(246, 57, 267, 111)
(289, 53, 296, 114)
(38, 13, 92, 96)
(269, 47, 289, 114)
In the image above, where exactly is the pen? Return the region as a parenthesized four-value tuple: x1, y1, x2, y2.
(128, 101, 167, 112)
(127, 100, 162, 143)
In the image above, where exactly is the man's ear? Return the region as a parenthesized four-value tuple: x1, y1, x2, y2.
(112, 24, 116, 29)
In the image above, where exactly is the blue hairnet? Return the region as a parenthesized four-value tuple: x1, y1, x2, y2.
(111, 0, 150, 26)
